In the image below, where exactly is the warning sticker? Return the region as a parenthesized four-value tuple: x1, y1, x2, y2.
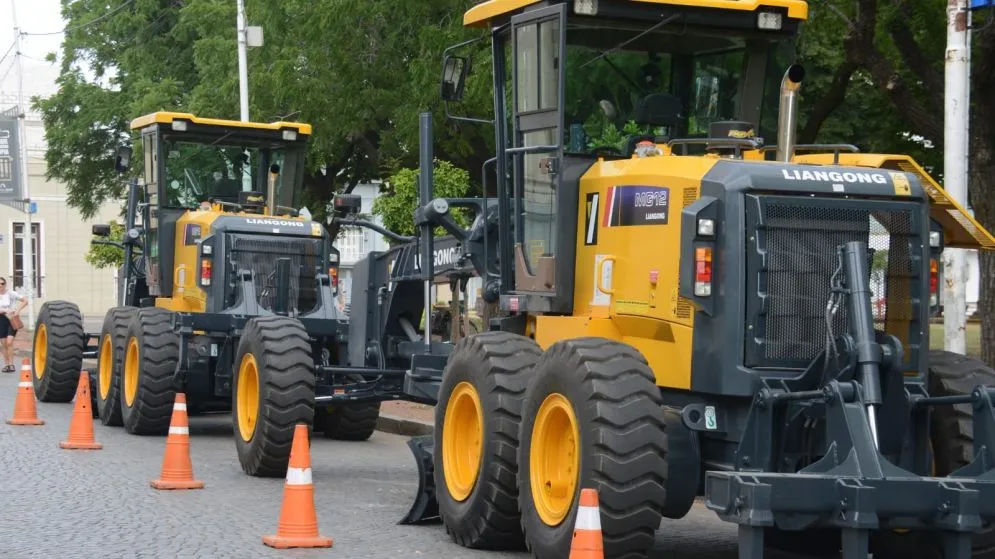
(584, 192, 600, 245)
(890, 172, 911, 196)
(602, 185, 670, 227)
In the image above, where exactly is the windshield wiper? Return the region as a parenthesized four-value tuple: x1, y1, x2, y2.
(580, 14, 679, 69)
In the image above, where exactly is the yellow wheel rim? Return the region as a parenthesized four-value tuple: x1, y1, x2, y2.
(33, 324, 47, 379)
(98, 334, 113, 400)
(442, 381, 484, 502)
(124, 337, 140, 407)
(237, 354, 260, 443)
(530, 393, 580, 526)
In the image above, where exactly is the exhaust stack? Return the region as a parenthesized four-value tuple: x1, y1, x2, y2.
(775, 64, 805, 163)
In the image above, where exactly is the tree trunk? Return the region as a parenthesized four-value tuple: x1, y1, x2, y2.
(968, 26, 995, 364)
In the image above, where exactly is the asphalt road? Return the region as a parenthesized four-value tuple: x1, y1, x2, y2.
(0, 367, 804, 559)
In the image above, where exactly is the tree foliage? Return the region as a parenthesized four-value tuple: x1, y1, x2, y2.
(84, 221, 126, 270)
(33, 0, 494, 222)
(371, 159, 471, 240)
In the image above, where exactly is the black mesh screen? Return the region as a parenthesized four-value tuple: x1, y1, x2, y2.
(229, 235, 322, 315)
(757, 202, 915, 365)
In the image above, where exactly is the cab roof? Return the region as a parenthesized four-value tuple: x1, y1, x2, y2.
(464, 0, 809, 27)
(129, 111, 312, 135)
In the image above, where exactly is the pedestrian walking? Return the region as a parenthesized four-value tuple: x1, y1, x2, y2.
(0, 277, 27, 373)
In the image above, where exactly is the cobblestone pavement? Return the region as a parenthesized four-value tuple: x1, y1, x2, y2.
(0, 345, 807, 558)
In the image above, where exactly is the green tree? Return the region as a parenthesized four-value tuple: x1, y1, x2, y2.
(33, 0, 495, 222)
(790, 0, 995, 361)
(371, 159, 471, 240)
(84, 221, 126, 270)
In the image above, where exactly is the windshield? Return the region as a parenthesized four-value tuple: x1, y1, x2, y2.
(161, 140, 300, 210)
(561, 19, 781, 154)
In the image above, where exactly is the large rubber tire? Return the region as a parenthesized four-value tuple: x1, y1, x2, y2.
(869, 350, 995, 559)
(433, 331, 542, 550)
(96, 307, 137, 426)
(517, 337, 667, 559)
(32, 301, 86, 402)
(120, 308, 179, 435)
(232, 316, 315, 477)
(317, 402, 381, 441)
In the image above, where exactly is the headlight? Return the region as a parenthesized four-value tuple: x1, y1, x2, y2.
(574, 0, 597, 15)
(697, 218, 715, 237)
(757, 11, 783, 30)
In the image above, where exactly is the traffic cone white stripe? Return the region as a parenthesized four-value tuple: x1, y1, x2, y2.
(286, 467, 313, 485)
(168, 426, 189, 435)
(173, 403, 187, 411)
(575, 506, 602, 531)
(18, 382, 31, 388)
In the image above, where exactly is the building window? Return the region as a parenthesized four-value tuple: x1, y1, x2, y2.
(13, 222, 41, 297)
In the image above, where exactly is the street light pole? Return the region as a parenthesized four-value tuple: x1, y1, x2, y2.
(943, 0, 971, 354)
(236, 0, 249, 122)
(11, 0, 34, 328)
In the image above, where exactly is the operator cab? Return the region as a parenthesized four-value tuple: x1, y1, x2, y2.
(127, 111, 312, 298)
(445, 0, 804, 158)
(441, 0, 807, 315)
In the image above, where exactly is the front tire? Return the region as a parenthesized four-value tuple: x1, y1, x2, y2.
(871, 350, 995, 559)
(434, 331, 542, 550)
(32, 301, 86, 402)
(96, 307, 136, 426)
(120, 308, 179, 435)
(233, 316, 315, 477)
(517, 337, 667, 559)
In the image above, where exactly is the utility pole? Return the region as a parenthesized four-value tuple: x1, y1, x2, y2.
(236, 0, 249, 122)
(943, 0, 971, 354)
(11, 0, 34, 328)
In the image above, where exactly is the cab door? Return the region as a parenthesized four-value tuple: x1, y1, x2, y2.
(506, 3, 575, 315)
(141, 130, 164, 297)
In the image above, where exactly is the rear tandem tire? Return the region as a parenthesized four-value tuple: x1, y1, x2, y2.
(32, 301, 86, 402)
(96, 307, 137, 426)
(232, 316, 315, 477)
(516, 337, 667, 559)
(120, 308, 179, 435)
(317, 402, 381, 441)
(433, 331, 542, 550)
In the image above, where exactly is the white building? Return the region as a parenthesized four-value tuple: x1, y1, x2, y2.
(0, 95, 120, 327)
(332, 182, 391, 310)
(331, 181, 484, 314)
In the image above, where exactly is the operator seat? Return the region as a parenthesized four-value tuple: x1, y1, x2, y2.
(210, 177, 243, 204)
(624, 93, 684, 155)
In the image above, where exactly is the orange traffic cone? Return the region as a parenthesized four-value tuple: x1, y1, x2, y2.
(568, 488, 605, 559)
(6, 358, 44, 425)
(150, 393, 204, 490)
(59, 371, 102, 450)
(263, 424, 333, 549)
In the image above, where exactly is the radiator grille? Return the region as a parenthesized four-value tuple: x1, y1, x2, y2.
(229, 235, 322, 315)
(755, 201, 915, 365)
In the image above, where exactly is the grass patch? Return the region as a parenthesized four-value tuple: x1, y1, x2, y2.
(929, 322, 982, 359)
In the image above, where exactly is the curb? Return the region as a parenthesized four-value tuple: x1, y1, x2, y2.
(376, 414, 434, 437)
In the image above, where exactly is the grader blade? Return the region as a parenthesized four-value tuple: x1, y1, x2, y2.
(399, 435, 440, 525)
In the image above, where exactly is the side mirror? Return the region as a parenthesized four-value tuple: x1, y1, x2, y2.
(332, 193, 363, 216)
(441, 55, 470, 102)
(92, 224, 112, 237)
(115, 146, 132, 173)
